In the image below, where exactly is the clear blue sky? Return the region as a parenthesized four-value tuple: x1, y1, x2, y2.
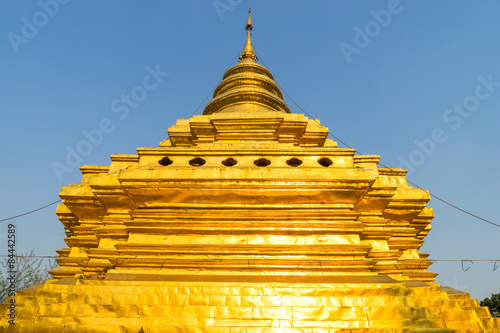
(1, 1, 499, 301)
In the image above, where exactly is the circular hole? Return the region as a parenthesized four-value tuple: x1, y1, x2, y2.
(254, 158, 271, 167)
(189, 157, 206, 167)
(158, 157, 173, 166)
(318, 157, 333, 167)
(222, 157, 237, 167)
(286, 157, 302, 167)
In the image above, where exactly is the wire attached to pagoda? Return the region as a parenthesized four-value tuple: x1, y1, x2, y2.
(0, 199, 61, 223)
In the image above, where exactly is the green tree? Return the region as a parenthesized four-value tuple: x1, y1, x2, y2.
(480, 293, 500, 318)
(0, 250, 58, 303)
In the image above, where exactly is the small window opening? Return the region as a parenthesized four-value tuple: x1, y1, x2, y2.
(158, 157, 173, 166)
(318, 157, 333, 167)
(222, 157, 237, 167)
(286, 158, 303, 167)
(189, 157, 206, 167)
(254, 158, 271, 167)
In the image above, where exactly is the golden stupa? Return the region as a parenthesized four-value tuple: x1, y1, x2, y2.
(2, 10, 499, 333)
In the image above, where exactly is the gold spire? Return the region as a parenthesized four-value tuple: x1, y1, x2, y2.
(239, 8, 257, 62)
(245, 8, 252, 31)
(202, 9, 291, 115)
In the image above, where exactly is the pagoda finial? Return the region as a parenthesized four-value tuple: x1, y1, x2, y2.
(245, 8, 253, 31)
(239, 8, 257, 62)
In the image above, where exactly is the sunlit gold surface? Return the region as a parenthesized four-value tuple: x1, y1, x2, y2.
(1, 11, 499, 333)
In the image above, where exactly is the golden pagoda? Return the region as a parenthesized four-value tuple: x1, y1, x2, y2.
(2, 10, 499, 333)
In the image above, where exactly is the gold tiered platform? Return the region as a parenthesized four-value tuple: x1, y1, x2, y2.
(2, 10, 499, 333)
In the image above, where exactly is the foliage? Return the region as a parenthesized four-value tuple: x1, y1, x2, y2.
(480, 293, 500, 318)
(0, 249, 58, 303)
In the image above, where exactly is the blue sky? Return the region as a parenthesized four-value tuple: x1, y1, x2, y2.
(1, 1, 499, 301)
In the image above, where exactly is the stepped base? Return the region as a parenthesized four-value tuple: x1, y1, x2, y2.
(1, 274, 499, 332)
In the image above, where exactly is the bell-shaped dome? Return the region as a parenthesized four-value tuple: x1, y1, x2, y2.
(203, 10, 291, 115)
